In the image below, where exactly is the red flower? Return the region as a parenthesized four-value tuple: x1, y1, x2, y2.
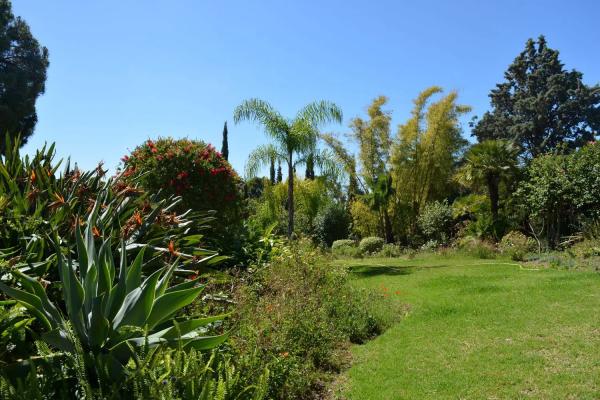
(151, 147, 158, 153)
(121, 155, 129, 162)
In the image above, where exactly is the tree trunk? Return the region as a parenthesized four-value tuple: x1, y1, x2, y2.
(287, 153, 294, 239)
(487, 174, 500, 222)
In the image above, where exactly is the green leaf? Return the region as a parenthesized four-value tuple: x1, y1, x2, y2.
(183, 333, 229, 351)
(113, 268, 161, 330)
(0, 282, 53, 331)
(146, 285, 204, 329)
(161, 316, 227, 340)
(125, 247, 146, 294)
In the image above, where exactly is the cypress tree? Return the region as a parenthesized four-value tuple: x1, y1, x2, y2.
(269, 157, 276, 184)
(276, 161, 283, 183)
(220, 121, 229, 160)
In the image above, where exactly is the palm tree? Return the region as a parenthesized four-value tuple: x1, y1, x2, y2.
(234, 99, 343, 238)
(455, 140, 519, 222)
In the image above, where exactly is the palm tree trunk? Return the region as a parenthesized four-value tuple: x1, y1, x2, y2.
(287, 153, 294, 239)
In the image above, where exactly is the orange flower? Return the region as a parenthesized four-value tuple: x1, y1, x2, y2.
(92, 226, 101, 237)
(168, 240, 177, 256)
(30, 170, 36, 182)
(280, 352, 289, 358)
(133, 211, 143, 226)
(49, 192, 65, 210)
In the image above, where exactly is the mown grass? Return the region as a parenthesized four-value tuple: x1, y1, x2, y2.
(334, 253, 600, 399)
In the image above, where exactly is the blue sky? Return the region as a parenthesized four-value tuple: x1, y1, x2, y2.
(12, 0, 600, 175)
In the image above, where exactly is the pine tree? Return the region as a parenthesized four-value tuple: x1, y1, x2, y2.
(220, 121, 229, 160)
(0, 0, 50, 154)
(474, 36, 600, 157)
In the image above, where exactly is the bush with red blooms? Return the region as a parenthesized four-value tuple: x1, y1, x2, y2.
(122, 137, 242, 223)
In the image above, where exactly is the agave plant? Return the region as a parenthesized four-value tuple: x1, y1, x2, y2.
(0, 214, 227, 379)
(0, 134, 223, 282)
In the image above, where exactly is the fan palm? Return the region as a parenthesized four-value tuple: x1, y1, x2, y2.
(455, 140, 519, 221)
(234, 99, 343, 238)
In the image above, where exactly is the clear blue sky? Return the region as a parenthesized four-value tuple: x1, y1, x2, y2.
(12, 0, 600, 175)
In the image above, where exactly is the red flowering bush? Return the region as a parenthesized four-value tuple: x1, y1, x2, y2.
(122, 137, 242, 223)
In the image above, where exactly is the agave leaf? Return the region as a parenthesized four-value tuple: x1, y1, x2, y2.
(0, 282, 54, 330)
(155, 260, 177, 297)
(9, 268, 62, 324)
(113, 268, 161, 330)
(160, 315, 227, 340)
(182, 333, 229, 351)
(42, 328, 75, 352)
(89, 296, 110, 351)
(165, 278, 204, 294)
(146, 285, 204, 329)
(125, 247, 146, 294)
(106, 241, 128, 320)
(97, 239, 113, 296)
(75, 224, 89, 280)
(57, 251, 86, 341)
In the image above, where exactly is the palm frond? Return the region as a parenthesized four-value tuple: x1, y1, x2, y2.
(295, 100, 343, 128)
(245, 144, 284, 179)
(294, 148, 341, 181)
(233, 99, 289, 143)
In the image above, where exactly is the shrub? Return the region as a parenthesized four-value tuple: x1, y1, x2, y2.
(456, 236, 497, 259)
(313, 203, 351, 247)
(376, 243, 403, 258)
(359, 237, 385, 255)
(418, 200, 453, 243)
(123, 137, 242, 224)
(570, 239, 600, 259)
(499, 231, 536, 261)
(232, 239, 395, 399)
(420, 240, 440, 252)
(331, 239, 361, 258)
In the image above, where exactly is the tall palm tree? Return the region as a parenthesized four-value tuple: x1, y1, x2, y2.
(234, 99, 343, 238)
(455, 139, 519, 222)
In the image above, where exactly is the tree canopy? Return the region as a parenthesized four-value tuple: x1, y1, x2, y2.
(474, 36, 600, 157)
(0, 0, 49, 153)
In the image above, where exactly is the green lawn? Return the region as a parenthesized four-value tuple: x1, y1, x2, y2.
(335, 254, 600, 399)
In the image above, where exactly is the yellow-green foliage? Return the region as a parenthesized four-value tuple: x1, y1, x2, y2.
(248, 178, 333, 236)
(391, 87, 470, 215)
(350, 200, 380, 238)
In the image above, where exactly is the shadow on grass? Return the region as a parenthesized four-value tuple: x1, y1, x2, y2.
(349, 264, 451, 278)
(349, 265, 414, 277)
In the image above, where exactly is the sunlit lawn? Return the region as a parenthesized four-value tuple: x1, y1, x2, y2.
(334, 254, 600, 399)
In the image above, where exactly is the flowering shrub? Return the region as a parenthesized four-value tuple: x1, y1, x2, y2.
(123, 137, 242, 222)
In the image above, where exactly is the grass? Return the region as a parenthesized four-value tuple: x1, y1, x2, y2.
(334, 253, 600, 399)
